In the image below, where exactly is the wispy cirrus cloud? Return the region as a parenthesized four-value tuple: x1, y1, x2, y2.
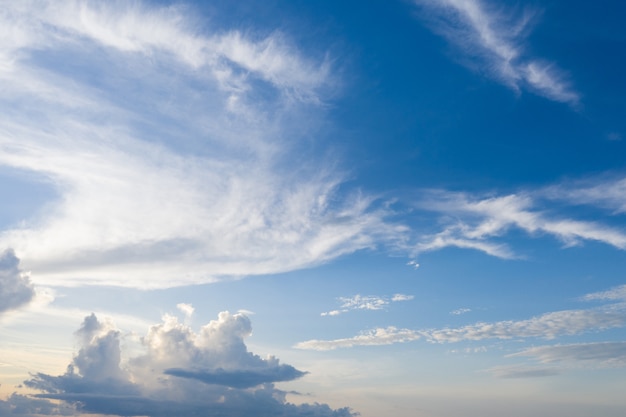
(294, 327, 421, 351)
(414, 0, 579, 105)
(0, 1, 403, 288)
(542, 175, 626, 214)
(413, 190, 626, 259)
(490, 340, 626, 379)
(510, 341, 626, 368)
(320, 293, 413, 316)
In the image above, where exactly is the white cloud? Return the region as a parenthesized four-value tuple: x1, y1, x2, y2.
(414, 0, 579, 105)
(320, 293, 413, 316)
(581, 284, 626, 302)
(414, 191, 626, 258)
(392, 294, 414, 302)
(0, 249, 36, 314)
(294, 327, 421, 351)
(24, 311, 357, 417)
(176, 303, 194, 322)
(301, 286, 626, 349)
(542, 175, 626, 214)
(450, 308, 471, 315)
(0, 1, 404, 288)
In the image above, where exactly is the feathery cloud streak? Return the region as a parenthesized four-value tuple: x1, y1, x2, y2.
(413, 190, 626, 258)
(414, 0, 579, 104)
(0, 1, 402, 288)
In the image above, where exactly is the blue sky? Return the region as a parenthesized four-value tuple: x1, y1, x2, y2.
(1, 1, 626, 416)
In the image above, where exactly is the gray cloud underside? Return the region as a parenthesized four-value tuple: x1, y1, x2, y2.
(164, 365, 307, 389)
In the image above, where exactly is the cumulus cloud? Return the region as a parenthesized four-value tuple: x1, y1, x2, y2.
(414, 0, 579, 105)
(23, 311, 356, 417)
(413, 190, 626, 259)
(0, 248, 36, 314)
(0, 0, 404, 288)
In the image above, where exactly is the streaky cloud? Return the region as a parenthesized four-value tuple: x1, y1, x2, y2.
(488, 365, 561, 379)
(414, 0, 579, 105)
(413, 190, 626, 259)
(510, 341, 626, 368)
(0, 0, 403, 288)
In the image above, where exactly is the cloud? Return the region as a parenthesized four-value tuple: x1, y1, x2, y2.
(294, 327, 421, 350)
(581, 284, 626, 302)
(488, 365, 561, 379)
(320, 293, 413, 316)
(414, 0, 579, 105)
(423, 305, 626, 343)
(542, 175, 626, 214)
(23, 311, 357, 417)
(164, 366, 306, 389)
(0, 1, 405, 288)
(299, 286, 626, 350)
(176, 302, 195, 321)
(0, 393, 75, 416)
(414, 191, 626, 259)
(510, 341, 626, 368)
(0, 248, 36, 314)
(450, 308, 471, 315)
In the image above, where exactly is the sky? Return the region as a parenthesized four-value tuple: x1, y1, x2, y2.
(0, 0, 626, 416)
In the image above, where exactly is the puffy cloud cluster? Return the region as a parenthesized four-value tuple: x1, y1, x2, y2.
(0, 249, 35, 315)
(24, 311, 356, 417)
